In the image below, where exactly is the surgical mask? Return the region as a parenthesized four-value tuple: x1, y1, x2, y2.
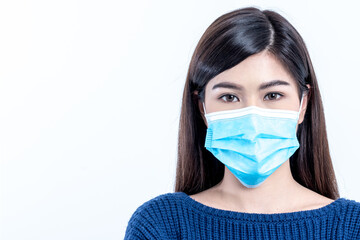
(203, 96, 304, 188)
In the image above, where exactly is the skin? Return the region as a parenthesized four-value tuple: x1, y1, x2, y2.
(191, 50, 334, 214)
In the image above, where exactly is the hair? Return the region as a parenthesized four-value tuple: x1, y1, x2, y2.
(175, 7, 339, 200)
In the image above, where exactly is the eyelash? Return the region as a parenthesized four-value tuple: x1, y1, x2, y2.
(264, 92, 284, 101)
(218, 94, 239, 103)
(218, 93, 284, 102)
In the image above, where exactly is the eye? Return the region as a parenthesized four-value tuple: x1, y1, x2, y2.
(219, 94, 239, 103)
(264, 92, 283, 101)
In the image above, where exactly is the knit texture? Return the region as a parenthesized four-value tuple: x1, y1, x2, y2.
(125, 192, 360, 239)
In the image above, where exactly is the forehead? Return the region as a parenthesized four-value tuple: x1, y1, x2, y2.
(206, 51, 298, 89)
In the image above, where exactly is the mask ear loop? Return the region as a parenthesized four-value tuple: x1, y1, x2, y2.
(297, 93, 305, 119)
(202, 101, 207, 115)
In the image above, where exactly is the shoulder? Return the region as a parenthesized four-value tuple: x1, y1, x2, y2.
(337, 197, 360, 239)
(124, 192, 186, 239)
(130, 192, 186, 217)
(338, 197, 360, 217)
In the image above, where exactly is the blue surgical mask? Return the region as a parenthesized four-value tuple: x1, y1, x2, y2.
(203, 96, 304, 188)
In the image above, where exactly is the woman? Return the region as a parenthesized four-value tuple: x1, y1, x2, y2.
(125, 7, 360, 239)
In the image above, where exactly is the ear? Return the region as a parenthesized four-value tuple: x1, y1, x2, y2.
(298, 84, 311, 124)
(194, 90, 208, 127)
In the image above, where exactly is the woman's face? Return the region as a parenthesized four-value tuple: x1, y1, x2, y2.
(200, 51, 309, 127)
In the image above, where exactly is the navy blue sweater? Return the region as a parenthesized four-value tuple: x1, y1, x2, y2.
(125, 192, 360, 239)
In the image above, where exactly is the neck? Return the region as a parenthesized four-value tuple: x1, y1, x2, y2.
(213, 160, 305, 213)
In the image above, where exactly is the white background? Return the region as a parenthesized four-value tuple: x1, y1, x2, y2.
(1, 0, 359, 239)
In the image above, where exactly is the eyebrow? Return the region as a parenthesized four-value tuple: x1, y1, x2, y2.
(259, 80, 290, 90)
(211, 80, 290, 91)
(212, 82, 243, 91)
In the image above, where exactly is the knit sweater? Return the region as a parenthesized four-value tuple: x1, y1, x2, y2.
(124, 192, 360, 239)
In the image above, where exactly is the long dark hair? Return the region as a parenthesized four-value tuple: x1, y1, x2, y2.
(175, 7, 339, 199)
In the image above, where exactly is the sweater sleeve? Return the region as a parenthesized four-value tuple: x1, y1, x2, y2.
(351, 212, 360, 239)
(124, 198, 162, 240)
(345, 199, 360, 239)
(350, 214, 360, 240)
